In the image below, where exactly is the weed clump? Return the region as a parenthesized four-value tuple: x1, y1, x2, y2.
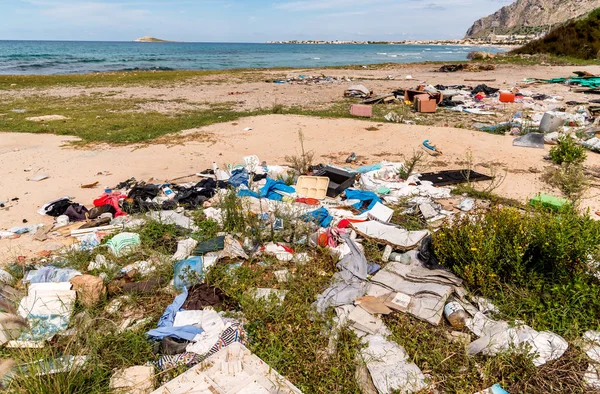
(433, 205, 600, 338)
(284, 130, 314, 176)
(549, 136, 587, 166)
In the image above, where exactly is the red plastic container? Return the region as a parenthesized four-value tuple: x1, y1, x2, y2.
(499, 91, 515, 103)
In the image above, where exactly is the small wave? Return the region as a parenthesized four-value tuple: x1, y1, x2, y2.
(377, 52, 387, 55)
(118, 66, 175, 71)
(439, 51, 454, 54)
(424, 48, 431, 51)
(312, 57, 320, 60)
(388, 54, 398, 58)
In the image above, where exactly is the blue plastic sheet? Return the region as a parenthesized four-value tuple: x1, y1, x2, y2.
(302, 207, 333, 228)
(24, 267, 81, 284)
(147, 287, 205, 341)
(173, 256, 203, 290)
(345, 189, 382, 212)
(238, 178, 295, 201)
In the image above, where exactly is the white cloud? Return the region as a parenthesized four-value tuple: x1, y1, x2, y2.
(26, 1, 152, 26)
(274, 0, 391, 11)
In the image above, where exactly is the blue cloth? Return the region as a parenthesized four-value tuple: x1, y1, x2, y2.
(173, 256, 203, 290)
(238, 189, 260, 199)
(147, 287, 205, 341)
(228, 168, 249, 187)
(302, 207, 333, 228)
(238, 178, 295, 201)
(345, 189, 382, 213)
(354, 163, 383, 174)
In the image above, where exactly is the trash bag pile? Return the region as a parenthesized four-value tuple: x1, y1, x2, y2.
(0, 155, 583, 393)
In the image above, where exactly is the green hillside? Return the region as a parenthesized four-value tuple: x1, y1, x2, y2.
(511, 8, 600, 60)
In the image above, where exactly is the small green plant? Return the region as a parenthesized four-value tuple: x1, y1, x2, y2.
(542, 163, 590, 202)
(284, 129, 314, 175)
(138, 220, 190, 254)
(549, 136, 587, 165)
(397, 150, 424, 180)
(271, 102, 284, 114)
(192, 216, 220, 242)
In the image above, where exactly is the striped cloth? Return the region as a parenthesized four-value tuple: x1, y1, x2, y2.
(155, 322, 248, 371)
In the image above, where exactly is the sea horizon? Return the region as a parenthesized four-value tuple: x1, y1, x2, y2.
(0, 40, 505, 75)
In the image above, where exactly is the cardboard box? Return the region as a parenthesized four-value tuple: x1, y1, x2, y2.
(350, 104, 373, 118)
(405, 90, 443, 104)
(416, 97, 437, 113)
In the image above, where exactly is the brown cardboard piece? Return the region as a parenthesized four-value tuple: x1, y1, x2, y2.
(355, 296, 393, 315)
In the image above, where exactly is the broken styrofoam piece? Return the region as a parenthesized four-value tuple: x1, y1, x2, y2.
(465, 312, 568, 366)
(361, 334, 427, 394)
(110, 365, 155, 394)
(367, 202, 394, 222)
(151, 342, 302, 394)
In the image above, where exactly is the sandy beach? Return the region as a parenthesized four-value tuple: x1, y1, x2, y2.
(1, 63, 600, 264)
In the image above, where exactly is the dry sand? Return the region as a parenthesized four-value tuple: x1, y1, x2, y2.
(2, 63, 600, 265)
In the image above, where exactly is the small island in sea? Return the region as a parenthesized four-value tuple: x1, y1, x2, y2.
(134, 36, 173, 43)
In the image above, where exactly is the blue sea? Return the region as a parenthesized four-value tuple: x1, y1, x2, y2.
(0, 41, 505, 75)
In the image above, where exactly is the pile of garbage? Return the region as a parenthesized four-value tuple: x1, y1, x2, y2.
(342, 73, 600, 153)
(0, 155, 583, 393)
(269, 74, 351, 85)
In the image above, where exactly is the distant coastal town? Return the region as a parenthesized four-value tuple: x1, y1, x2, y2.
(267, 34, 543, 47)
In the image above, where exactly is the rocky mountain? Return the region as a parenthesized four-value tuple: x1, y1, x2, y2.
(465, 0, 600, 38)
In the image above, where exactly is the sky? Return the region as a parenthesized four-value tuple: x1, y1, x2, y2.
(0, 0, 513, 42)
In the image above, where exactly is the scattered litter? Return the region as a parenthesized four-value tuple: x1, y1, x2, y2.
(106, 232, 141, 257)
(110, 365, 154, 394)
(25, 115, 68, 122)
(26, 174, 49, 182)
(465, 312, 568, 366)
(513, 133, 545, 149)
(361, 334, 427, 394)
(151, 342, 302, 393)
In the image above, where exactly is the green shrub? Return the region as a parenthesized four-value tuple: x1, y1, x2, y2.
(433, 205, 600, 338)
(138, 220, 190, 253)
(433, 206, 600, 291)
(511, 9, 600, 60)
(542, 163, 590, 202)
(549, 136, 587, 165)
